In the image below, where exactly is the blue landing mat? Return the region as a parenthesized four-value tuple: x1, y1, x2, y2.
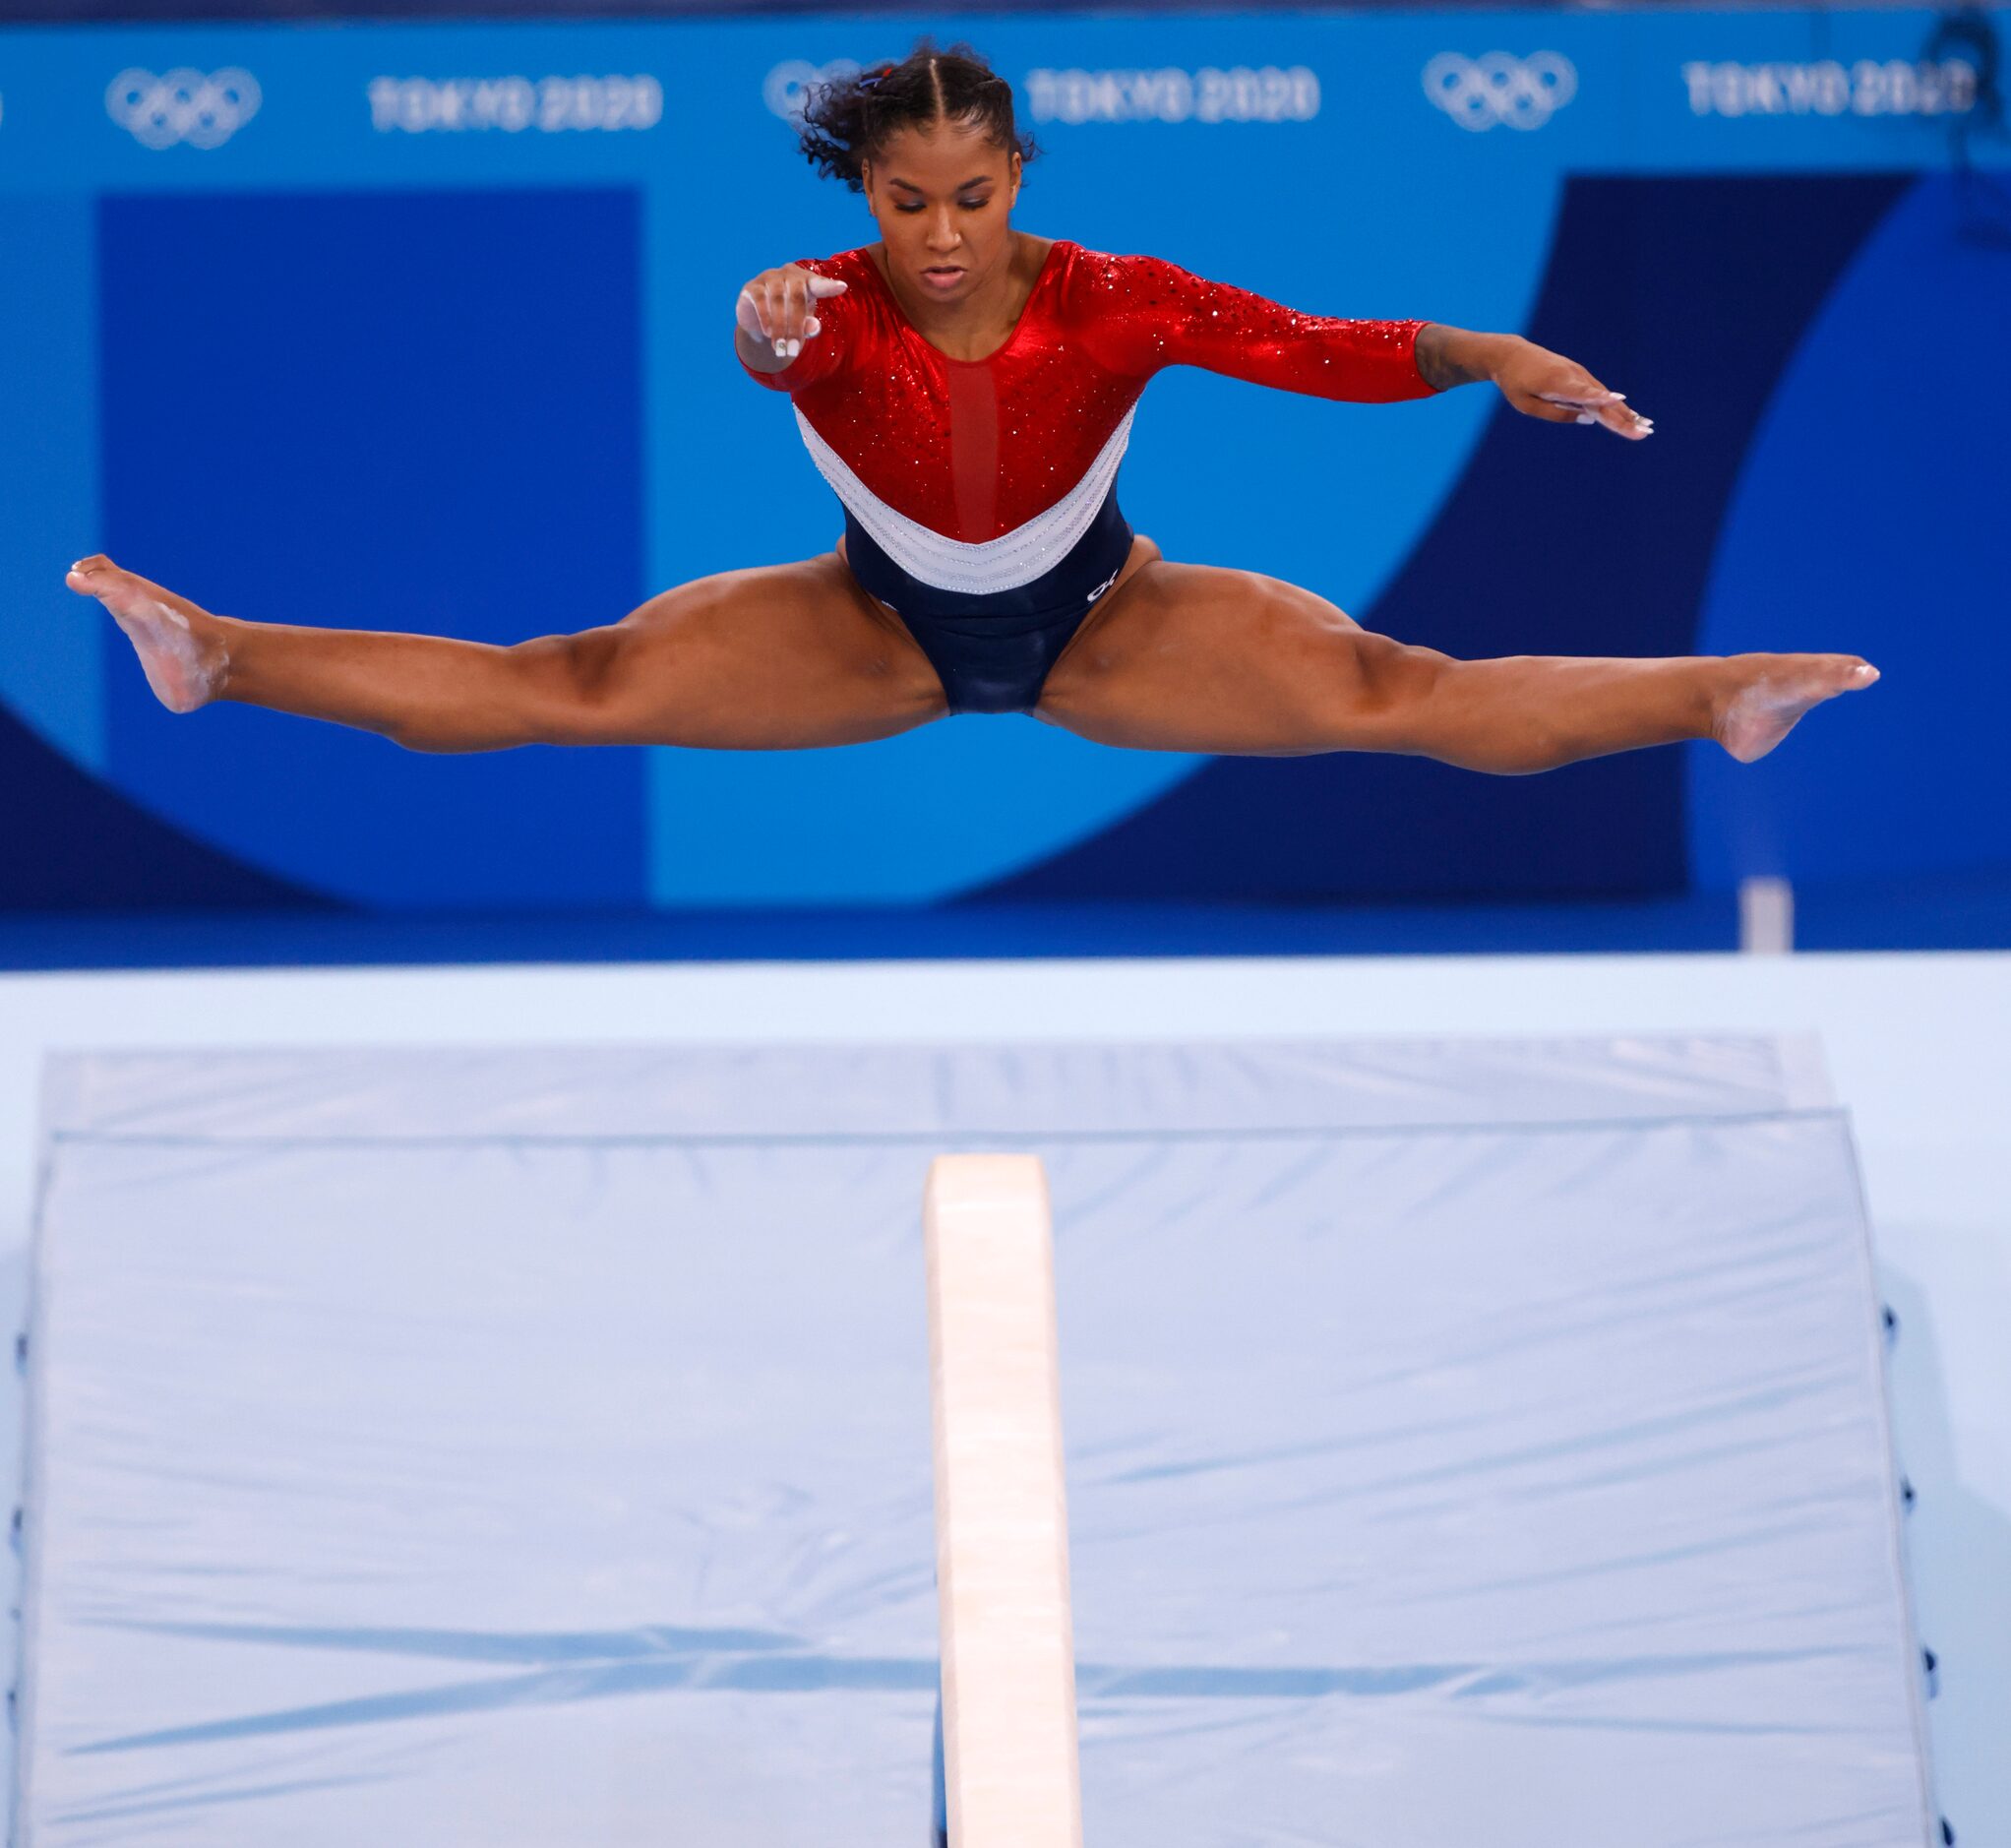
(19, 1039, 1931, 1845)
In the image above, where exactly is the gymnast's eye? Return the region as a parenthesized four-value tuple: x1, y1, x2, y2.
(959, 196, 991, 211)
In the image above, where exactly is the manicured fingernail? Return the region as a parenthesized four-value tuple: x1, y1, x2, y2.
(804, 317, 821, 337)
(789, 339, 801, 357)
(1576, 412, 1595, 424)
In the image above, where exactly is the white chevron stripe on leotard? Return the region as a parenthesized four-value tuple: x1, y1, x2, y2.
(793, 403, 1136, 596)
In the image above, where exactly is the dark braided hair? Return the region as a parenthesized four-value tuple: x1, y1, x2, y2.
(798, 40, 1037, 194)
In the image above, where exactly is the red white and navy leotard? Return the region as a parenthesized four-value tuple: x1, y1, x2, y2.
(742, 239, 1432, 712)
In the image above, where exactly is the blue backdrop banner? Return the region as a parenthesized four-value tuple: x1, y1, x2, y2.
(0, 8, 2003, 911)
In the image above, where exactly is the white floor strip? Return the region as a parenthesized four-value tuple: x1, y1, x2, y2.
(926, 1155, 1082, 1848)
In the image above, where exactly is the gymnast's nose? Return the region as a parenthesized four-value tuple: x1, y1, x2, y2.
(925, 209, 961, 251)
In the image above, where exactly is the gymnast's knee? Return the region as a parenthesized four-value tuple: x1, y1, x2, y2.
(1331, 629, 1450, 734)
(500, 629, 632, 745)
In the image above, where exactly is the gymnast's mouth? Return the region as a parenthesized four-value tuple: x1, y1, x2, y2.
(920, 265, 967, 289)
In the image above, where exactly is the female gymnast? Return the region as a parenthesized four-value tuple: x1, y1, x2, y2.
(67, 42, 1873, 770)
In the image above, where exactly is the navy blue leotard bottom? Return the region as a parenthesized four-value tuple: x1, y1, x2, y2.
(840, 489, 1136, 715)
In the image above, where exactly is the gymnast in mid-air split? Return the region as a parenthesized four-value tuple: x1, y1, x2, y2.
(68, 41, 1874, 770)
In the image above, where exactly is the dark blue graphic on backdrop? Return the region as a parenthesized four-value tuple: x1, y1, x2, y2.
(97, 189, 648, 909)
(982, 172, 1912, 903)
(1689, 169, 2011, 892)
(1, 705, 338, 910)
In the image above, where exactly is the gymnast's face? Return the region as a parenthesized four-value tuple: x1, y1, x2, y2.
(861, 119, 1022, 309)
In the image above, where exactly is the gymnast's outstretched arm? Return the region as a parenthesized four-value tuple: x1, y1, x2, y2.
(1080, 256, 1653, 441)
(1412, 324, 1653, 440)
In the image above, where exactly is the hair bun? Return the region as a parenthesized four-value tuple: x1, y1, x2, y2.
(796, 40, 1038, 195)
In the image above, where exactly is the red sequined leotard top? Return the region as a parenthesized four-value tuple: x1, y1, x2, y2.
(742, 239, 1432, 598)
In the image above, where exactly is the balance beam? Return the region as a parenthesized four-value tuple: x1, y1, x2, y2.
(925, 1154, 1083, 1848)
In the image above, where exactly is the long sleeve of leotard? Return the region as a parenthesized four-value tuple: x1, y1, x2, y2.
(1079, 253, 1434, 403)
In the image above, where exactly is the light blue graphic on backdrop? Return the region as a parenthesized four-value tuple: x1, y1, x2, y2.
(1687, 171, 2011, 890)
(654, 719, 1209, 904)
(641, 2, 1993, 901)
(644, 13, 1568, 901)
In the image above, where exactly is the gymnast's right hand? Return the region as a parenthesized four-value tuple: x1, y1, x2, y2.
(736, 265, 848, 367)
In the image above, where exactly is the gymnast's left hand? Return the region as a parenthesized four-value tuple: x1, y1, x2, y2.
(1492, 339, 1654, 440)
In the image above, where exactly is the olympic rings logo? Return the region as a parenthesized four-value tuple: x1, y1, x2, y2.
(105, 68, 262, 149)
(1422, 52, 1577, 131)
(763, 59, 870, 123)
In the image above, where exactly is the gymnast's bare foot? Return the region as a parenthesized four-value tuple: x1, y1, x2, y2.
(1714, 652, 1879, 764)
(64, 554, 230, 714)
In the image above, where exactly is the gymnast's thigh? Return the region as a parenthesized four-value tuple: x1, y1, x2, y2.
(558, 552, 949, 749)
(1035, 556, 1412, 757)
